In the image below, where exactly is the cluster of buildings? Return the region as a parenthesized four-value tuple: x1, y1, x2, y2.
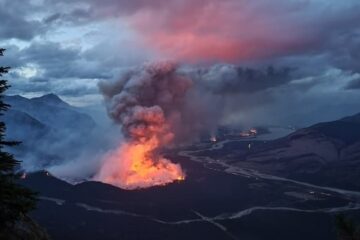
(208, 127, 258, 143)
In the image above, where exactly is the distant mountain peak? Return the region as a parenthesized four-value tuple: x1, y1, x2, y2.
(31, 93, 70, 108)
(33, 93, 62, 101)
(8, 94, 27, 100)
(41, 93, 59, 98)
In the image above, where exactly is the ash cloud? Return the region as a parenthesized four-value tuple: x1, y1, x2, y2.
(192, 64, 293, 94)
(99, 62, 218, 144)
(99, 62, 360, 132)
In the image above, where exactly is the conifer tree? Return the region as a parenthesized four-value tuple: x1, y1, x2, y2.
(0, 48, 36, 229)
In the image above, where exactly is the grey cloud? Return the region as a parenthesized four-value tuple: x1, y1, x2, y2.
(0, 8, 43, 40)
(0, 0, 47, 40)
(43, 9, 94, 26)
(79, 0, 360, 74)
(222, 69, 360, 127)
(2, 0, 360, 72)
(4, 41, 113, 80)
(28, 77, 51, 83)
(345, 77, 360, 90)
(56, 82, 99, 96)
(43, 13, 63, 24)
(328, 31, 360, 72)
(0, 42, 107, 98)
(0, 35, 150, 99)
(10, 81, 52, 94)
(0, 0, 94, 41)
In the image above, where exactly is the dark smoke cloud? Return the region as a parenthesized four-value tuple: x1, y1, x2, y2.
(99, 62, 215, 144)
(192, 64, 293, 94)
(99, 62, 360, 133)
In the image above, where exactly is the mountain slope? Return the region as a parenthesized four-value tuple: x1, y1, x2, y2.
(238, 113, 360, 190)
(31, 93, 71, 108)
(1, 94, 98, 170)
(4, 94, 96, 131)
(3, 109, 49, 139)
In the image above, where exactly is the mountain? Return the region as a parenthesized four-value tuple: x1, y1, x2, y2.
(237, 112, 360, 190)
(1, 94, 98, 170)
(3, 109, 49, 139)
(4, 94, 96, 131)
(31, 93, 71, 108)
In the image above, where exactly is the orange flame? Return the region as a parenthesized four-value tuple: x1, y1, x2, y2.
(96, 137, 185, 189)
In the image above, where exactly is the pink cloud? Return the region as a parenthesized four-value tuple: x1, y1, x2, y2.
(123, 0, 321, 63)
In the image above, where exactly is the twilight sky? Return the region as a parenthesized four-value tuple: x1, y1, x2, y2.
(0, 0, 359, 126)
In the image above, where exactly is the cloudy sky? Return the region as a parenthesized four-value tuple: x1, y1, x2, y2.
(0, 0, 359, 126)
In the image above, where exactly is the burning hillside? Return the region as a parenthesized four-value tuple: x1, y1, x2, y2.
(96, 137, 184, 189)
(95, 62, 192, 189)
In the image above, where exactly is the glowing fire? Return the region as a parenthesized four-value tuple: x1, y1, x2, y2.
(96, 62, 191, 189)
(96, 137, 185, 189)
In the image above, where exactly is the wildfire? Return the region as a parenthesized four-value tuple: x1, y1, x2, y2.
(96, 62, 192, 190)
(96, 137, 185, 190)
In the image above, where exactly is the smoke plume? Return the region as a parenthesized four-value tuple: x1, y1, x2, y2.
(95, 62, 196, 189)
